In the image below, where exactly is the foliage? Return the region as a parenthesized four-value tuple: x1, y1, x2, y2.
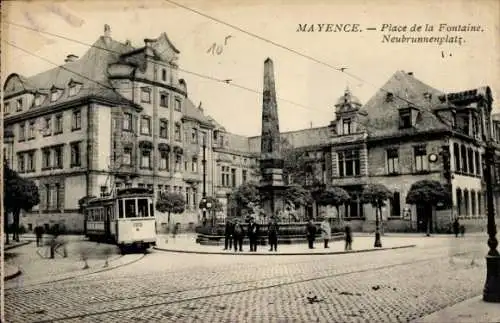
(199, 196, 224, 213)
(361, 184, 392, 209)
(3, 161, 40, 243)
(228, 182, 260, 215)
(406, 180, 451, 206)
(316, 186, 351, 208)
(156, 192, 186, 224)
(284, 184, 313, 210)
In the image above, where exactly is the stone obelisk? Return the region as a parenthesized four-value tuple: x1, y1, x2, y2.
(259, 58, 286, 218)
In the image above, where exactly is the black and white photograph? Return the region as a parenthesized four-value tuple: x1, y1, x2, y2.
(1, 0, 500, 322)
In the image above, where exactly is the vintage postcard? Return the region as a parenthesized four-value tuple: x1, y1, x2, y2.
(1, 0, 499, 322)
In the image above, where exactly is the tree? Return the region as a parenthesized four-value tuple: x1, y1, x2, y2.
(316, 186, 351, 222)
(3, 162, 40, 243)
(155, 192, 186, 225)
(228, 182, 260, 217)
(361, 184, 392, 248)
(406, 179, 451, 236)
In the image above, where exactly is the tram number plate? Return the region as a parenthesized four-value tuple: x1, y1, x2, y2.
(133, 223, 143, 228)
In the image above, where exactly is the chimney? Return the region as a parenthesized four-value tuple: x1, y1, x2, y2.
(407, 72, 414, 76)
(104, 24, 111, 38)
(64, 54, 79, 63)
(125, 39, 131, 46)
(198, 101, 203, 112)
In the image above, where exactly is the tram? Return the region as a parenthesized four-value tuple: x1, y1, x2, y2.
(83, 187, 157, 252)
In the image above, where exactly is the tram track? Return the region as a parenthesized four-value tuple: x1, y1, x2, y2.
(29, 249, 479, 323)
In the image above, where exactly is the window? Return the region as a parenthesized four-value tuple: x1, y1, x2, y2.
(468, 148, 474, 175)
(175, 154, 182, 172)
(123, 113, 132, 131)
(391, 192, 401, 217)
(453, 143, 460, 172)
(191, 128, 198, 144)
(55, 114, 63, 134)
(18, 123, 26, 141)
(175, 123, 181, 141)
(475, 151, 480, 176)
(140, 116, 151, 135)
(141, 87, 151, 103)
(472, 115, 479, 138)
(69, 83, 79, 97)
(26, 151, 35, 171)
(71, 142, 81, 166)
(16, 98, 23, 111)
(141, 149, 151, 169)
(186, 188, 191, 207)
(478, 192, 482, 215)
(5, 102, 11, 114)
(28, 121, 35, 139)
(50, 89, 59, 102)
(138, 198, 149, 217)
(221, 166, 230, 186)
(54, 146, 63, 169)
(174, 98, 181, 111)
(162, 69, 167, 81)
(72, 110, 81, 130)
(125, 199, 137, 218)
(464, 190, 470, 217)
(43, 117, 52, 136)
(160, 151, 169, 170)
(456, 188, 462, 216)
(42, 149, 51, 169)
(123, 148, 132, 165)
(342, 118, 352, 135)
(45, 184, 51, 209)
(191, 157, 198, 172)
(242, 169, 248, 183)
(160, 93, 169, 107)
(471, 190, 476, 217)
(399, 109, 412, 128)
(231, 168, 236, 187)
(338, 150, 361, 177)
(54, 184, 61, 209)
(460, 145, 467, 173)
(17, 153, 25, 172)
(34, 94, 42, 107)
(414, 146, 427, 172)
(160, 120, 168, 138)
(387, 148, 399, 174)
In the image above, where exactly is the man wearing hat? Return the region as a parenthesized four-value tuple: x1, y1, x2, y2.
(248, 217, 259, 252)
(268, 216, 279, 252)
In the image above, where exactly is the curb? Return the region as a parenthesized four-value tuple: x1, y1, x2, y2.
(153, 244, 417, 256)
(4, 266, 22, 281)
(4, 241, 31, 251)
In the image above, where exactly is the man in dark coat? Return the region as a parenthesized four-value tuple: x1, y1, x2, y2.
(345, 225, 353, 251)
(306, 219, 317, 249)
(268, 217, 279, 252)
(35, 225, 44, 247)
(453, 218, 460, 238)
(223, 219, 234, 250)
(248, 217, 259, 252)
(233, 218, 244, 252)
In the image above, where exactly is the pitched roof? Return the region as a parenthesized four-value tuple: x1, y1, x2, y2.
(248, 126, 331, 153)
(183, 99, 213, 126)
(359, 70, 448, 139)
(4, 36, 137, 107)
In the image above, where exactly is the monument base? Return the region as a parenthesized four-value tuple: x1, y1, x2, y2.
(259, 185, 287, 218)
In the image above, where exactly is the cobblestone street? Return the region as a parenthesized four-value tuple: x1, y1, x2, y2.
(4, 235, 492, 322)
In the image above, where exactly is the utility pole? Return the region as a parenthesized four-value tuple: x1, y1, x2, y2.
(201, 135, 207, 225)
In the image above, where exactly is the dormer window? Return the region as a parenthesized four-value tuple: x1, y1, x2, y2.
(342, 118, 352, 135)
(50, 87, 62, 102)
(4, 102, 11, 114)
(399, 109, 412, 129)
(68, 81, 82, 97)
(34, 94, 43, 107)
(386, 92, 394, 102)
(423, 92, 433, 102)
(16, 98, 23, 111)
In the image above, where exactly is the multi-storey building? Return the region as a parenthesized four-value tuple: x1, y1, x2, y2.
(4, 25, 498, 233)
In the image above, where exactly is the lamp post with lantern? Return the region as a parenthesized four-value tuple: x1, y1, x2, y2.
(201, 134, 207, 225)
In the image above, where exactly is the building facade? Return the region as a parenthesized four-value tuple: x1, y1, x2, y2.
(3, 26, 498, 233)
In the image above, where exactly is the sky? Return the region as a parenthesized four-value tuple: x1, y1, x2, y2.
(2, 0, 499, 137)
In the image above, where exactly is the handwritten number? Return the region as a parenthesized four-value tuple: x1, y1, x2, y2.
(207, 35, 232, 56)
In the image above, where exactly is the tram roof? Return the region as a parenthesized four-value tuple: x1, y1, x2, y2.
(85, 188, 154, 206)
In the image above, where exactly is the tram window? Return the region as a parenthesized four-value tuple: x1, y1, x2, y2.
(125, 199, 137, 218)
(150, 203, 154, 218)
(118, 200, 124, 218)
(138, 198, 149, 217)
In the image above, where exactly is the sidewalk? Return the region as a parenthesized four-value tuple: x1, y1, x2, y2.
(413, 295, 500, 323)
(154, 233, 416, 255)
(4, 238, 144, 288)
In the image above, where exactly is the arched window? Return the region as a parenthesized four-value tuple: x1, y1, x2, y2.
(470, 190, 476, 217)
(461, 145, 468, 173)
(453, 143, 460, 172)
(456, 188, 462, 217)
(463, 189, 470, 217)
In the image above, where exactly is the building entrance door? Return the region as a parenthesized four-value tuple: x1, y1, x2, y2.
(416, 204, 432, 233)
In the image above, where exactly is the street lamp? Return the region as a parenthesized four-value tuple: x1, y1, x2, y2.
(202, 135, 207, 225)
(483, 144, 500, 302)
